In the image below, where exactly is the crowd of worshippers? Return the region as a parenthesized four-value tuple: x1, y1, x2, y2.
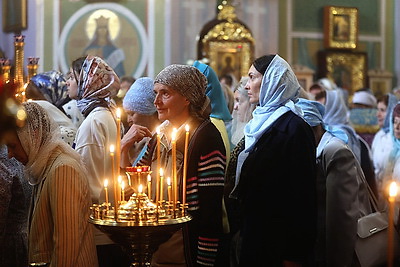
(1, 53, 400, 267)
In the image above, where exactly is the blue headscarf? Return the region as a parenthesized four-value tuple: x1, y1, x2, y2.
(389, 102, 400, 161)
(192, 61, 232, 122)
(123, 77, 156, 115)
(323, 89, 361, 161)
(296, 98, 348, 144)
(382, 93, 398, 133)
(243, 55, 303, 153)
(30, 70, 70, 110)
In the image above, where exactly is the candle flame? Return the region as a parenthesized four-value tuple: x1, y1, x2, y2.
(156, 126, 161, 135)
(147, 174, 151, 182)
(160, 168, 164, 177)
(185, 124, 189, 132)
(110, 144, 115, 153)
(104, 179, 108, 188)
(116, 108, 121, 119)
(138, 184, 143, 193)
(121, 181, 125, 190)
(167, 177, 171, 186)
(389, 181, 398, 197)
(172, 128, 177, 141)
(118, 175, 122, 184)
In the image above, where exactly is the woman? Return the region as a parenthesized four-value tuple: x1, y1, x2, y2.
(230, 76, 255, 147)
(231, 54, 317, 266)
(4, 102, 97, 266)
(121, 77, 157, 168)
(66, 55, 129, 266)
(0, 145, 32, 267)
(138, 64, 226, 266)
(371, 93, 397, 195)
(26, 70, 77, 146)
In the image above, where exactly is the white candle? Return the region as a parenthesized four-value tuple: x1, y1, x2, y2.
(388, 181, 398, 267)
(160, 168, 164, 201)
(147, 174, 152, 199)
(182, 124, 189, 206)
(104, 179, 109, 207)
(167, 177, 172, 202)
(172, 128, 177, 207)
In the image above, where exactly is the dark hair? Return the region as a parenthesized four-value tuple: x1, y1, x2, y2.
(71, 56, 87, 84)
(120, 76, 136, 84)
(377, 94, 389, 107)
(253, 54, 276, 75)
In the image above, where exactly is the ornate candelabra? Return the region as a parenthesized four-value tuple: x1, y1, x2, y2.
(0, 35, 40, 103)
(89, 166, 191, 267)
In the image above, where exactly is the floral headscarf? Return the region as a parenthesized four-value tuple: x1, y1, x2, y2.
(30, 70, 70, 110)
(76, 55, 120, 116)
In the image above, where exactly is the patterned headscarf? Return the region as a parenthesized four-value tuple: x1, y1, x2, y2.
(17, 102, 82, 185)
(382, 93, 398, 133)
(154, 64, 210, 120)
(192, 61, 232, 121)
(30, 70, 70, 110)
(123, 77, 156, 115)
(76, 55, 120, 116)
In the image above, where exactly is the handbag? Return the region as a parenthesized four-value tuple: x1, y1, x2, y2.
(354, 178, 400, 267)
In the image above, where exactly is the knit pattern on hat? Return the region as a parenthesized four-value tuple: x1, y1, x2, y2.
(123, 77, 156, 115)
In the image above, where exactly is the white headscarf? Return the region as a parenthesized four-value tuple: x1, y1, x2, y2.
(243, 55, 303, 153)
(17, 102, 83, 185)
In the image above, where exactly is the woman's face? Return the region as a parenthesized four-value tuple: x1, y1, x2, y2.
(245, 65, 263, 104)
(234, 90, 251, 123)
(66, 68, 79, 100)
(377, 101, 387, 128)
(394, 116, 400, 139)
(4, 131, 28, 165)
(153, 83, 190, 125)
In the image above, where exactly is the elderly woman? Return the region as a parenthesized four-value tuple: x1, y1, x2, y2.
(230, 54, 317, 266)
(4, 102, 97, 266)
(66, 55, 129, 266)
(136, 64, 226, 266)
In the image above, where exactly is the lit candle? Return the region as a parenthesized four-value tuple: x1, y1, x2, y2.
(104, 179, 109, 207)
(121, 181, 125, 202)
(138, 184, 143, 194)
(182, 124, 189, 206)
(147, 174, 152, 199)
(167, 177, 172, 202)
(160, 168, 164, 201)
(388, 181, 398, 267)
(110, 145, 118, 220)
(156, 126, 161, 201)
(116, 108, 121, 196)
(171, 128, 177, 207)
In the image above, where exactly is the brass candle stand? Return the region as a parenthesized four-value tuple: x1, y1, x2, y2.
(89, 166, 191, 266)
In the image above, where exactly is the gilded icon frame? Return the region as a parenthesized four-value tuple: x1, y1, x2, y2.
(323, 6, 358, 49)
(2, 0, 27, 33)
(318, 50, 367, 96)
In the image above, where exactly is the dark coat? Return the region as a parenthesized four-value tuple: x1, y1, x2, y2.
(237, 111, 317, 266)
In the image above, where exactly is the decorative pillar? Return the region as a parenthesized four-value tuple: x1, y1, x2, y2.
(0, 58, 12, 83)
(14, 35, 25, 102)
(27, 57, 40, 83)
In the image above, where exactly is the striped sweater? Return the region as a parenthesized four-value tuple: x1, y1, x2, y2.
(140, 120, 226, 266)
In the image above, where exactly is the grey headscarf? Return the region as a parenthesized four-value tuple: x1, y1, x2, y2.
(154, 64, 210, 119)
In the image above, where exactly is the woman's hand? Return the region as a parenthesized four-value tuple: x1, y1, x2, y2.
(121, 124, 152, 151)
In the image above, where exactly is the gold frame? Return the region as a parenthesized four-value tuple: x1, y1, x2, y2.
(323, 6, 358, 49)
(318, 51, 367, 96)
(2, 0, 27, 33)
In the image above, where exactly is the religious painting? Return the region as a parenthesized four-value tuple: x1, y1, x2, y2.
(323, 6, 358, 50)
(2, 0, 27, 33)
(58, 4, 148, 78)
(317, 51, 367, 96)
(207, 42, 253, 82)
